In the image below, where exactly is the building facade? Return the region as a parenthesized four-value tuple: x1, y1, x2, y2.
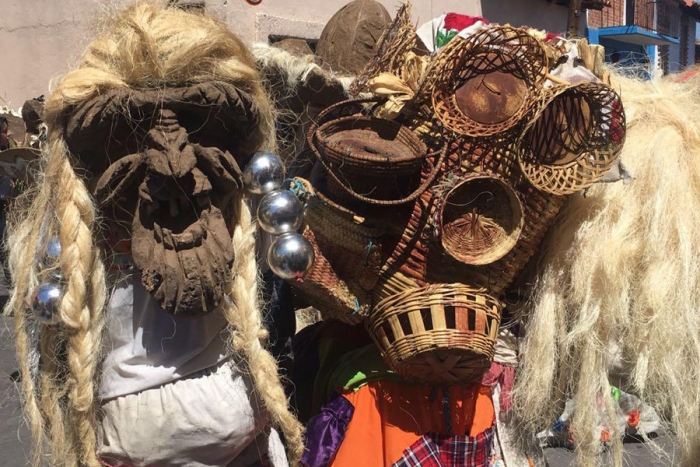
(585, 0, 700, 74)
(1, 0, 577, 108)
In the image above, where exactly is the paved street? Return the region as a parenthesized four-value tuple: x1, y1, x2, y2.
(1, 314, 32, 466)
(0, 312, 678, 466)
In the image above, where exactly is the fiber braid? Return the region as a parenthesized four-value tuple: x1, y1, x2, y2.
(7, 223, 46, 467)
(53, 142, 104, 467)
(226, 194, 304, 466)
(39, 329, 78, 467)
(12, 306, 46, 467)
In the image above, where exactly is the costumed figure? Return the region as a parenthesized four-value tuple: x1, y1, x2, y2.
(6, 3, 310, 466)
(285, 3, 627, 466)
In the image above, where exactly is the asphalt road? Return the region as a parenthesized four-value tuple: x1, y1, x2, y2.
(0, 313, 678, 466)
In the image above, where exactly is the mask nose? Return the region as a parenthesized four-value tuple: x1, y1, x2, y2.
(145, 108, 197, 179)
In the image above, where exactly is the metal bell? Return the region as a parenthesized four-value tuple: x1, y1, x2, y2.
(267, 233, 315, 280)
(31, 283, 62, 325)
(243, 151, 285, 195)
(257, 190, 304, 235)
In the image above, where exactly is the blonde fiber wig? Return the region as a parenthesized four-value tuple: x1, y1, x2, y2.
(6, 2, 303, 465)
(513, 69, 700, 466)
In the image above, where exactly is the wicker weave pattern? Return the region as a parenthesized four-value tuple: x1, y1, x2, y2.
(518, 82, 626, 195)
(437, 173, 524, 266)
(295, 227, 367, 325)
(372, 174, 566, 304)
(316, 116, 427, 177)
(308, 98, 445, 206)
(350, 2, 418, 96)
(288, 178, 384, 324)
(366, 284, 502, 384)
(431, 26, 547, 137)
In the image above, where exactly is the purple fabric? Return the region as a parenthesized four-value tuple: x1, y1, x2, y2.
(302, 393, 355, 467)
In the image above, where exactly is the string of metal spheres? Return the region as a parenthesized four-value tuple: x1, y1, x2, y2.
(30, 151, 315, 325)
(243, 151, 315, 280)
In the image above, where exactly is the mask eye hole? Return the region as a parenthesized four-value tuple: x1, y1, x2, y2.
(557, 54, 569, 66)
(574, 57, 586, 67)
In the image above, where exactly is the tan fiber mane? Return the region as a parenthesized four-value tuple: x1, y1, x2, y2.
(514, 69, 700, 466)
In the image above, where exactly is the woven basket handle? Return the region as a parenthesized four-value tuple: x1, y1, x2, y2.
(318, 143, 447, 205)
(314, 97, 383, 127)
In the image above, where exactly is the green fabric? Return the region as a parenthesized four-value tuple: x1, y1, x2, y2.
(325, 344, 404, 401)
(436, 29, 458, 48)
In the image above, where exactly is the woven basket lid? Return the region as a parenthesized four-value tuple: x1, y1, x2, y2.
(518, 81, 626, 195)
(431, 26, 547, 137)
(437, 173, 523, 266)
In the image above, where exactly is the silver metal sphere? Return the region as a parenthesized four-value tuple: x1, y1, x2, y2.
(45, 237, 61, 262)
(32, 283, 62, 325)
(267, 233, 315, 280)
(257, 190, 304, 235)
(243, 151, 285, 195)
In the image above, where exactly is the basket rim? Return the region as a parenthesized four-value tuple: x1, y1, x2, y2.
(315, 115, 428, 166)
(429, 26, 548, 137)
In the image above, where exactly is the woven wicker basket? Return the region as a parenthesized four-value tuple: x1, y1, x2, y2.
(309, 102, 447, 206)
(436, 173, 523, 266)
(371, 169, 566, 305)
(315, 115, 427, 178)
(288, 177, 383, 324)
(304, 186, 384, 291)
(430, 26, 547, 138)
(293, 227, 367, 325)
(518, 81, 626, 195)
(366, 283, 502, 384)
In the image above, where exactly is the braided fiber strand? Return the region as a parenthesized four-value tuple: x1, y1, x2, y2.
(226, 194, 305, 465)
(5, 214, 46, 467)
(53, 138, 105, 467)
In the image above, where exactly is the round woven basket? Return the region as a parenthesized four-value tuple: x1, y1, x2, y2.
(431, 26, 547, 138)
(366, 283, 502, 384)
(315, 115, 427, 178)
(437, 174, 523, 266)
(309, 98, 433, 204)
(518, 81, 626, 195)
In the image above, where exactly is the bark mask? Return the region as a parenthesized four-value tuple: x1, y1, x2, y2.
(64, 82, 262, 316)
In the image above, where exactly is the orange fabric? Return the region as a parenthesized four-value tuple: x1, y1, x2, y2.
(627, 409, 640, 428)
(330, 381, 495, 467)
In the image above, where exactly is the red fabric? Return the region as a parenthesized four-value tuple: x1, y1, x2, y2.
(444, 13, 489, 31)
(545, 32, 562, 42)
(481, 362, 516, 412)
(391, 428, 494, 467)
(677, 68, 699, 82)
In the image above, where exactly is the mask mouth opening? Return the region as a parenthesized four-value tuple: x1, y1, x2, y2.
(366, 283, 502, 384)
(437, 173, 523, 266)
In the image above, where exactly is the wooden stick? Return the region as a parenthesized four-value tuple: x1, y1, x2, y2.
(546, 73, 571, 85)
